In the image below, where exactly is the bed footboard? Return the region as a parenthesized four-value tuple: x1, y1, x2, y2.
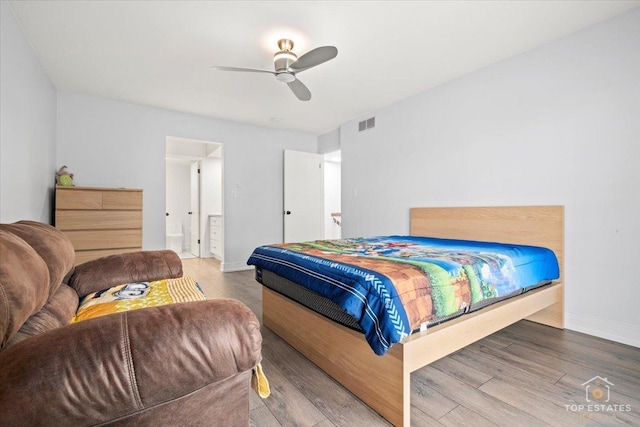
(263, 287, 408, 426)
(263, 281, 563, 427)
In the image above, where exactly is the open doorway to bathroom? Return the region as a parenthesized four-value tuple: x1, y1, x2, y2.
(165, 137, 223, 261)
(324, 150, 341, 239)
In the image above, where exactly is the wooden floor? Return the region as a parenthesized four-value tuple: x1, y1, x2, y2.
(183, 258, 640, 427)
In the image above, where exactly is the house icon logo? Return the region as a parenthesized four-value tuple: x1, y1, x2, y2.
(582, 376, 613, 403)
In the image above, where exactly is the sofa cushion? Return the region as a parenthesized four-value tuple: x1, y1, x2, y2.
(70, 250, 183, 298)
(5, 283, 79, 348)
(0, 230, 50, 349)
(1, 221, 75, 297)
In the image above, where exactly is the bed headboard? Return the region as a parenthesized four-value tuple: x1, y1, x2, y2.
(410, 206, 564, 283)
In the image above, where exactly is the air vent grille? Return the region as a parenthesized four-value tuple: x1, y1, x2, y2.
(358, 117, 376, 132)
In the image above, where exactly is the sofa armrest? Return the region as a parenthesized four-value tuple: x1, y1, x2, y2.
(69, 250, 183, 297)
(0, 298, 261, 426)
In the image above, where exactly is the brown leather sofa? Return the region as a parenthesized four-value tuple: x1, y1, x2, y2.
(0, 221, 262, 426)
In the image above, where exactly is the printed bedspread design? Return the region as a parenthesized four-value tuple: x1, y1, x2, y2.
(247, 236, 559, 355)
(72, 276, 205, 323)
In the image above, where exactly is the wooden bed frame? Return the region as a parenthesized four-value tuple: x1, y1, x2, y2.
(262, 206, 564, 426)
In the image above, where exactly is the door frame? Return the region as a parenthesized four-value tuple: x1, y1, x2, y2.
(165, 136, 223, 262)
(190, 161, 201, 257)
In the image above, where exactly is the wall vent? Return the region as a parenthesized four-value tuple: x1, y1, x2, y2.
(358, 117, 376, 132)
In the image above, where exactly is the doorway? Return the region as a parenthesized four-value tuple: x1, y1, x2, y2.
(282, 149, 342, 243)
(324, 150, 341, 239)
(165, 137, 223, 261)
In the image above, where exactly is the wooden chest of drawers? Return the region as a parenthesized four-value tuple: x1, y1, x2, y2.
(55, 186, 143, 264)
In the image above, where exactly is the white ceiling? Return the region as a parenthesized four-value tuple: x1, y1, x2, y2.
(9, 1, 639, 135)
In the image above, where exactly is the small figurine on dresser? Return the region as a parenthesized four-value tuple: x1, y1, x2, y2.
(55, 165, 74, 186)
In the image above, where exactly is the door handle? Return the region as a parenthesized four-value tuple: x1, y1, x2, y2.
(166, 212, 169, 216)
(188, 212, 193, 215)
(285, 211, 291, 215)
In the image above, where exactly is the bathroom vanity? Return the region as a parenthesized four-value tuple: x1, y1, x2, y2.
(209, 214, 222, 260)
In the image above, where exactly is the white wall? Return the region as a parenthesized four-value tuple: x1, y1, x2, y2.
(341, 9, 640, 347)
(56, 92, 316, 271)
(0, 1, 57, 224)
(202, 157, 222, 217)
(318, 128, 340, 154)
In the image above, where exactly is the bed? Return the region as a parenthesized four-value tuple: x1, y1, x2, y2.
(250, 206, 564, 426)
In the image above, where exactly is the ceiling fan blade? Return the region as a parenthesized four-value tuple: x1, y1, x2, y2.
(287, 78, 312, 101)
(211, 66, 276, 75)
(289, 46, 338, 72)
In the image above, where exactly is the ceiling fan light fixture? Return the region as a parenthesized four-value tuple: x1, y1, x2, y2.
(274, 39, 298, 71)
(273, 51, 297, 63)
(276, 73, 296, 83)
(274, 50, 297, 72)
(211, 37, 336, 101)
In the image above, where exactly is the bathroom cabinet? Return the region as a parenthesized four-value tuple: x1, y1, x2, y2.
(209, 215, 222, 259)
(55, 185, 143, 264)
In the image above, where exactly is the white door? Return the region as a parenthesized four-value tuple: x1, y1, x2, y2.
(190, 161, 200, 257)
(284, 150, 324, 243)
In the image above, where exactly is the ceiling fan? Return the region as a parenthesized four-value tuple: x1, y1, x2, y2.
(211, 39, 338, 101)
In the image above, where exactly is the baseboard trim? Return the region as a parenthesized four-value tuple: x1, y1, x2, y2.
(565, 311, 640, 348)
(221, 261, 254, 273)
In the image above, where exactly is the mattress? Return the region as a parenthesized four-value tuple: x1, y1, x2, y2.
(248, 236, 560, 355)
(256, 268, 364, 333)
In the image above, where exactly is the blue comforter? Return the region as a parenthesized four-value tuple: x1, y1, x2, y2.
(248, 236, 560, 355)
